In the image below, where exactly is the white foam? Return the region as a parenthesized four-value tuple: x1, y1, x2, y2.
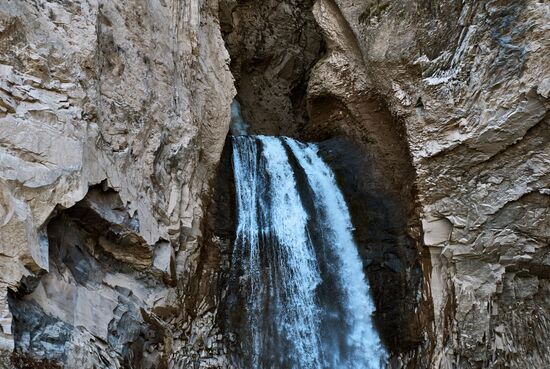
(232, 136, 387, 369)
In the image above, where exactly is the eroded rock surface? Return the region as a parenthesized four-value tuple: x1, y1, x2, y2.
(0, 0, 548, 368)
(0, 0, 234, 367)
(307, 0, 549, 368)
(220, 0, 324, 135)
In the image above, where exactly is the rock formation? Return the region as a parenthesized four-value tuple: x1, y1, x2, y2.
(0, 0, 234, 367)
(220, 0, 324, 136)
(0, 0, 548, 368)
(304, 1, 549, 368)
(222, 0, 549, 367)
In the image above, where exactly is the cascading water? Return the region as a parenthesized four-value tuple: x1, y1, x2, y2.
(229, 135, 387, 369)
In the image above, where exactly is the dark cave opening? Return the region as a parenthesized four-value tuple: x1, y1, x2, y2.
(219, 0, 324, 137)
(305, 93, 433, 354)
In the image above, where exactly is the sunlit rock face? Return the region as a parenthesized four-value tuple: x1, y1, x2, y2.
(0, 0, 234, 367)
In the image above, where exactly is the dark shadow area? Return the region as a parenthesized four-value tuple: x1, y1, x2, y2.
(317, 137, 427, 353)
(305, 92, 433, 359)
(187, 138, 242, 361)
(220, 0, 325, 136)
(8, 185, 170, 369)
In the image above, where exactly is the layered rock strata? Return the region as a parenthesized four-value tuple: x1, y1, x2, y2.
(0, 0, 548, 368)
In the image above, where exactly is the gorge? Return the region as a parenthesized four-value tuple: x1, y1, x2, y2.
(0, 0, 549, 369)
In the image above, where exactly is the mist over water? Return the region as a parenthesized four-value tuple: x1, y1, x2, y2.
(230, 135, 387, 369)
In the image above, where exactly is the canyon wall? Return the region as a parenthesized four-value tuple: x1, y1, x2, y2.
(0, 0, 548, 368)
(224, 0, 549, 367)
(0, 0, 234, 367)
(306, 0, 549, 368)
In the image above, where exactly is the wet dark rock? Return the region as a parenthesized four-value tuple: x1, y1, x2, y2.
(317, 137, 427, 353)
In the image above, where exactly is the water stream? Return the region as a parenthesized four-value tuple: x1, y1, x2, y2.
(230, 135, 387, 369)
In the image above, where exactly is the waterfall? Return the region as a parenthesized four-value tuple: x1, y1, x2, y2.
(230, 100, 250, 136)
(230, 135, 387, 369)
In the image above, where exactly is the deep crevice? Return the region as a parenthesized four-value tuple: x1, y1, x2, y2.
(220, 0, 325, 136)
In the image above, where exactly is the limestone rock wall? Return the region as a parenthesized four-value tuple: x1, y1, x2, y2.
(0, 0, 234, 367)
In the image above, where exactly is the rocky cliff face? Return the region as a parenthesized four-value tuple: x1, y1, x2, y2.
(305, 0, 549, 368)
(0, 0, 234, 367)
(224, 0, 549, 368)
(0, 0, 548, 368)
